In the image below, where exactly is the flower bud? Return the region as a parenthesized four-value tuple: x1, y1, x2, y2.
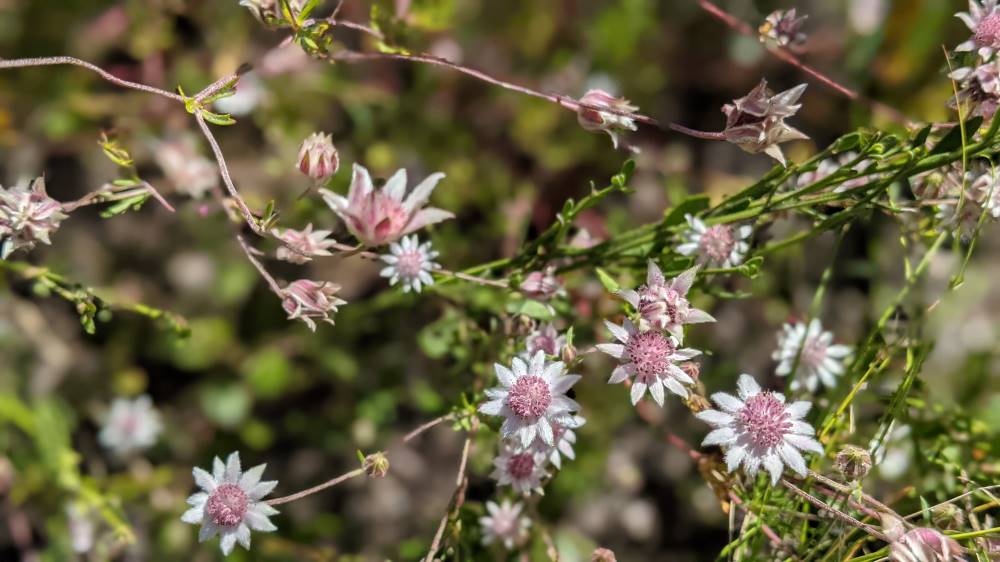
(576, 89, 639, 149)
(591, 547, 617, 562)
(363, 452, 390, 478)
(931, 504, 965, 531)
(281, 279, 347, 331)
(519, 269, 564, 301)
(296, 132, 339, 183)
(889, 527, 964, 562)
(835, 445, 872, 481)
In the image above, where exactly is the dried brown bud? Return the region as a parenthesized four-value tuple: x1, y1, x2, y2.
(835, 445, 872, 481)
(362, 452, 390, 478)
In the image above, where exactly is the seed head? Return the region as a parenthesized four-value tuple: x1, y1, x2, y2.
(835, 445, 872, 481)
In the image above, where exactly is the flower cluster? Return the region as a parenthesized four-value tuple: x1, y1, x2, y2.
(617, 261, 715, 340)
(0, 177, 67, 259)
(910, 161, 1000, 238)
(296, 132, 339, 183)
(280, 279, 347, 331)
(950, 1, 1000, 117)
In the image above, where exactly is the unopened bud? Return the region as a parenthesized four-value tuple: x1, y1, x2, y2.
(363, 452, 390, 478)
(835, 445, 872, 481)
(296, 132, 339, 183)
(931, 504, 965, 530)
(591, 547, 617, 562)
(561, 343, 578, 364)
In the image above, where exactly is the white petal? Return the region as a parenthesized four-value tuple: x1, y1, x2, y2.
(695, 409, 734, 427)
(224, 452, 242, 484)
(630, 381, 647, 405)
(649, 380, 665, 406)
(662, 376, 689, 398)
(511, 357, 527, 379)
(596, 343, 625, 359)
(403, 172, 446, 212)
(608, 365, 631, 384)
(604, 320, 630, 344)
(181, 506, 204, 524)
(725, 446, 747, 473)
(786, 434, 824, 455)
(537, 417, 554, 446)
(383, 168, 408, 201)
(494, 363, 515, 387)
(235, 523, 252, 550)
(711, 392, 744, 413)
(763, 453, 784, 485)
(736, 374, 761, 400)
(193, 467, 217, 492)
(198, 521, 219, 542)
(219, 530, 238, 555)
(478, 399, 504, 416)
(247, 480, 278, 501)
(245, 508, 278, 532)
(239, 464, 266, 490)
(786, 401, 812, 419)
(551, 374, 581, 395)
(779, 443, 807, 476)
(702, 427, 737, 446)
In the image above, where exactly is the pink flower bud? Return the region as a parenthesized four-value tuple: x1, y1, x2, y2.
(889, 527, 964, 562)
(281, 279, 347, 331)
(519, 270, 564, 301)
(576, 89, 639, 149)
(591, 547, 617, 562)
(0, 177, 68, 259)
(296, 132, 339, 183)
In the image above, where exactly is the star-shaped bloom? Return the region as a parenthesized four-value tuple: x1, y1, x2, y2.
(379, 234, 440, 293)
(524, 323, 568, 358)
(478, 351, 582, 448)
(597, 319, 700, 406)
(280, 279, 347, 331)
(616, 261, 715, 342)
(772, 319, 853, 392)
(955, 0, 1000, 59)
(98, 395, 162, 457)
(948, 57, 1000, 119)
(759, 9, 808, 48)
(722, 79, 809, 165)
(479, 499, 531, 550)
(272, 223, 337, 264)
(532, 414, 584, 469)
(676, 214, 753, 268)
(696, 374, 824, 485)
(181, 452, 279, 556)
(320, 164, 454, 247)
(0, 177, 67, 259)
(490, 443, 548, 495)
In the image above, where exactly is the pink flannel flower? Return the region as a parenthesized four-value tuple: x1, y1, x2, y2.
(320, 164, 454, 247)
(883, 515, 965, 562)
(759, 9, 808, 48)
(271, 223, 337, 264)
(576, 89, 639, 149)
(597, 319, 700, 406)
(677, 214, 753, 268)
(955, 0, 1000, 59)
(280, 279, 347, 331)
(524, 323, 568, 358)
(617, 260, 715, 342)
(519, 269, 564, 301)
(478, 351, 582, 448)
(296, 132, 339, 183)
(479, 499, 531, 550)
(696, 374, 824, 485)
(490, 443, 548, 495)
(0, 177, 68, 259)
(722, 79, 809, 165)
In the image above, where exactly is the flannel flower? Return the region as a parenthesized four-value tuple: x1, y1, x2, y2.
(379, 235, 440, 293)
(0, 177, 67, 259)
(759, 9, 808, 48)
(320, 163, 454, 247)
(576, 89, 639, 149)
(722, 79, 809, 165)
(955, 0, 1000, 59)
(677, 214, 753, 268)
(617, 260, 715, 342)
(597, 319, 700, 406)
(478, 351, 582, 448)
(98, 395, 162, 457)
(479, 499, 531, 550)
(532, 414, 584, 469)
(490, 443, 548, 495)
(181, 452, 279, 556)
(519, 269, 564, 301)
(883, 515, 965, 562)
(296, 132, 339, 183)
(696, 374, 824, 485)
(280, 279, 347, 331)
(524, 323, 568, 358)
(272, 223, 337, 264)
(772, 319, 852, 392)
(948, 57, 1000, 118)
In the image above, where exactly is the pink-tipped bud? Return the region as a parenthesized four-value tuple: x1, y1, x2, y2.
(296, 132, 339, 183)
(591, 547, 617, 562)
(576, 89, 639, 149)
(281, 279, 347, 331)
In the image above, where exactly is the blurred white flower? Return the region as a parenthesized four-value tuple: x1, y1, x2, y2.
(181, 452, 279, 556)
(772, 319, 852, 392)
(379, 235, 440, 293)
(617, 261, 715, 342)
(479, 499, 531, 549)
(213, 72, 264, 117)
(272, 223, 337, 264)
(478, 351, 582, 448)
(153, 136, 219, 199)
(519, 269, 565, 301)
(597, 319, 700, 406)
(696, 374, 824, 485)
(955, 0, 1000, 59)
(98, 395, 162, 457)
(759, 9, 808, 48)
(676, 214, 752, 268)
(490, 443, 548, 495)
(66, 503, 96, 554)
(320, 164, 453, 247)
(524, 323, 568, 358)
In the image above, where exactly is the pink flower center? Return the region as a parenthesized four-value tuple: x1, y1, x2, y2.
(738, 393, 791, 450)
(699, 225, 736, 263)
(396, 249, 424, 278)
(507, 376, 552, 419)
(507, 453, 536, 480)
(799, 335, 828, 371)
(638, 286, 679, 327)
(205, 484, 248, 527)
(625, 331, 676, 379)
(975, 12, 1000, 47)
(370, 193, 411, 243)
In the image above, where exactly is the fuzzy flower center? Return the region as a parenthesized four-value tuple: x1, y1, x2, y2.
(975, 12, 1000, 47)
(507, 376, 552, 419)
(490, 513, 516, 535)
(395, 249, 424, 278)
(798, 335, 828, 370)
(699, 225, 736, 263)
(639, 286, 679, 324)
(205, 483, 249, 527)
(625, 331, 676, 378)
(738, 393, 791, 450)
(506, 453, 536, 480)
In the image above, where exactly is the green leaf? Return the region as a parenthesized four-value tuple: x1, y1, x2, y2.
(910, 124, 932, 148)
(199, 110, 237, 126)
(595, 267, 620, 293)
(662, 194, 710, 226)
(100, 194, 148, 218)
(505, 299, 554, 320)
(929, 116, 983, 155)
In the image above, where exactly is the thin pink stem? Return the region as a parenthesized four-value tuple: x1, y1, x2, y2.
(236, 234, 285, 296)
(194, 112, 263, 233)
(423, 435, 473, 562)
(781, 479, 891, 543)
(668, 123, 727, 141)
(0, 56, 183, 101)
(402, 413, 454, 443)
(266, 467, 365, 506)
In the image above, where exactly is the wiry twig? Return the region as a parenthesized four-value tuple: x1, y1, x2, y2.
(236, 234, 285, 296)
(782, 480, 891, 543)
(402, 413, 454, 443)
(194, 112, 263, 233)
(423, 434, 473, 562)
(0, 56, 183, 101)
(325, 241, 509, 288)
(267, 467, 366, 506)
